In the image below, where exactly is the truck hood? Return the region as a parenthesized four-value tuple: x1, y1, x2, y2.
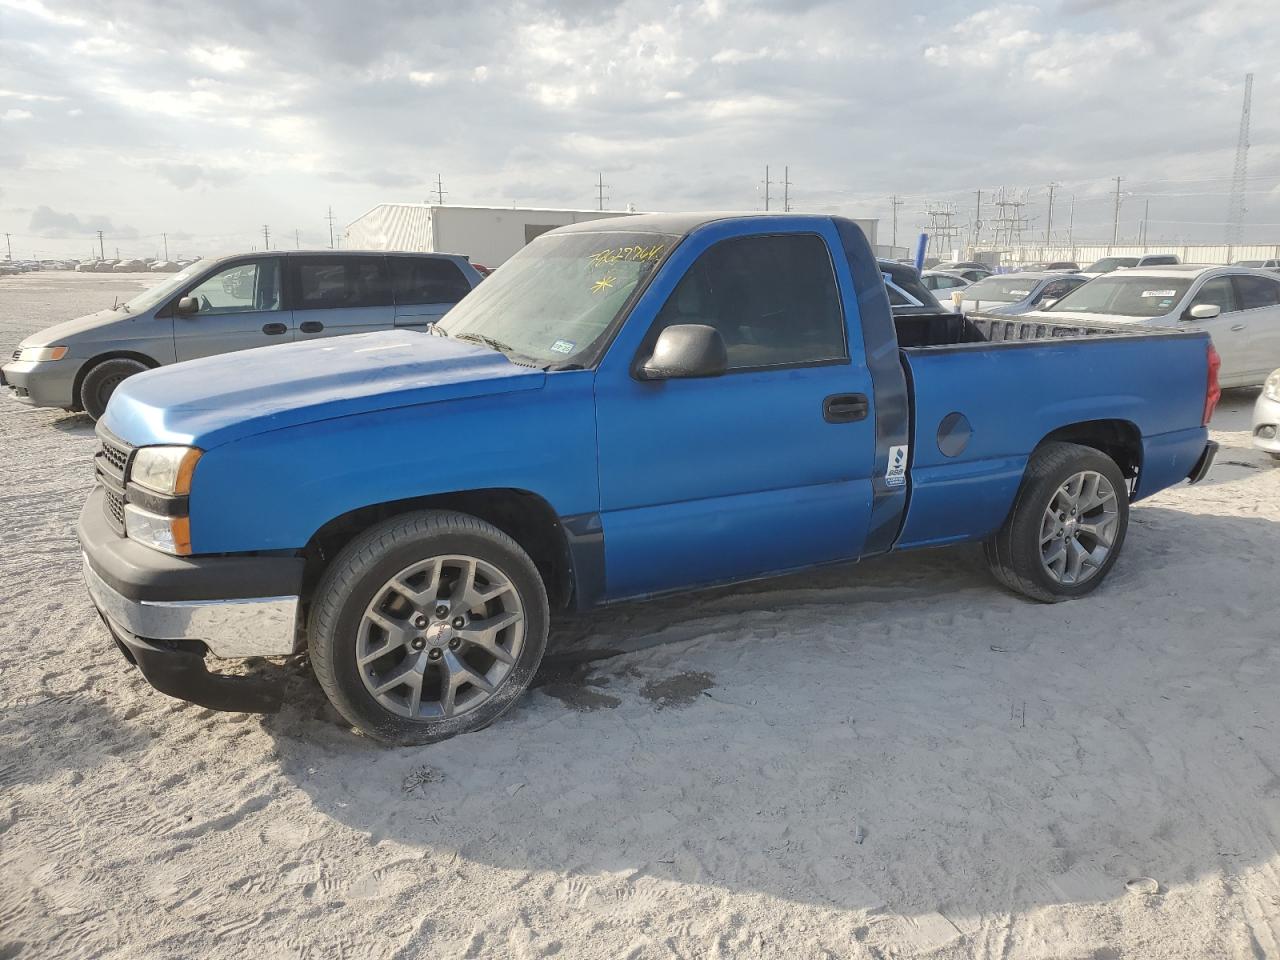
(20, 308, 124, 347)
(101, 330, 546, 448)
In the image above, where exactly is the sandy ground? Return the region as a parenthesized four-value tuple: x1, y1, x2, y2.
(1, 271, 1279, 960)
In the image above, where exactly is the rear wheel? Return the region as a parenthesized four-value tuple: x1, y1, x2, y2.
(79, 357, 148, 421)
(985, 441, 1129, 602)
(308, 510, 549, 745)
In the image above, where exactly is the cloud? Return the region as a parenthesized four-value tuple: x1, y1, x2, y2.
(1, 108, 33, 121)
(28, 205, 137, 239)
(154, 162, 244, 190)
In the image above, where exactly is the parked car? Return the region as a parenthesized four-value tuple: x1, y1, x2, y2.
(931, 262, 993, 283)
(113, 259, 148, 272)
(1231, 259, 1280, 272)
(921, 270, 972, 311)
(960, 272, 1090, 316)
(1045, 261, 1080, 272)
(1, 251, 483, 420)
(77, 212, 1219, 744)
(878, 259, 946, 314)
(1080, 254, 1180, 277)
(1254, 368, 1280, 460)
(1022, 265, 1280, 387)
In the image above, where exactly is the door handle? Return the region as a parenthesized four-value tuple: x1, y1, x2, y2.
(262, 322, 288, 336)
(300, 321, 324, 333)
(1230, 323, 1246, 332)
(823, 393, 869, 423)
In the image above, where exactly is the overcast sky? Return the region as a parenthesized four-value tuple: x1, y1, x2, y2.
(1, 0, 1277, 260)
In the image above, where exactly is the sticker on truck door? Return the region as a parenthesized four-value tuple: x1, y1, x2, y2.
(886, 445, 908, 488)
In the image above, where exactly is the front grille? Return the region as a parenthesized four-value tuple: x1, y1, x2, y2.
(94, 427, 134, 535)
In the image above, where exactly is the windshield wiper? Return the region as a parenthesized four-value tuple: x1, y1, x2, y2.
(454, 332, 517, 354)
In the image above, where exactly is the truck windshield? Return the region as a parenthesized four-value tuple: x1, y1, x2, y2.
(1045, 276, 1191, 317)
(1082, 257, 1138, 273)
(963, 277, 1038, 303)
(437, 231, 679, 367)
(118, 261, 206, 312)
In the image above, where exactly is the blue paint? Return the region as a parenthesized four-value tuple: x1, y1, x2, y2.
(96, 213, 1215, 605)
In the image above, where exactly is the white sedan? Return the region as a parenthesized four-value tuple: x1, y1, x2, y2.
(1254, 369, 1280, 460)
(1020, 265, 1280, 388)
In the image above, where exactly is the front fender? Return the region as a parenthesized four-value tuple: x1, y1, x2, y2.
(186, 372, 599, 553)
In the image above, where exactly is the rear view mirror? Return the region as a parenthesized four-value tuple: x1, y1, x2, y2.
(1187, 304, 1221, 321)
(176, 296, 199, 316)
(640, 324, 728, 380)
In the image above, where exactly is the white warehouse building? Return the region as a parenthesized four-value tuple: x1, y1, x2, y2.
(345, 203, 882, 266)
(344, 204, 633, 267)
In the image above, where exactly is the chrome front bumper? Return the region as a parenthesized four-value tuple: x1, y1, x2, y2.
(82, 553, 299, 658)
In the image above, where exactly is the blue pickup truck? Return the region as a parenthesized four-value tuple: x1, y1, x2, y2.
(78, 214, 1220, 744)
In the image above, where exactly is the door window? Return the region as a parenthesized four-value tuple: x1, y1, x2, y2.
(1191, 276, 1239, 313)
(391, 257, 473, 305)
(1037, 278, 1079, 303)
(652, 234, 846, 371)
(295, 257, 392, 310)
(186, 260, 280, 315)
(1233, 274, 1280, 311)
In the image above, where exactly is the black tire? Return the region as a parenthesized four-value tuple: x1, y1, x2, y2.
(79, 357, 148, 421)
(308, 510, 549, 746)
(985, 441, 1130, 603)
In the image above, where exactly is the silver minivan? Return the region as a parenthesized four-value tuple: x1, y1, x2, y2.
(2, 250, 482, 420)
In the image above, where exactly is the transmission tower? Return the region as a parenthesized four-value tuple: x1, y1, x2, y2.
(924, 202, 960, 257)
(1225, 73, 1253, 245)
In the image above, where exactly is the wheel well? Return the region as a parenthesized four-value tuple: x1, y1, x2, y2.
(71, 351, 160, 410)
(1038, 419, 1142, 484)
(301, 489, 574, 612)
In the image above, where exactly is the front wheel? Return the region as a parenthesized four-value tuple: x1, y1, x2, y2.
(985, 441, 1129, 603)
(308, 510, 549, 745)
(79, 357, 148, 421)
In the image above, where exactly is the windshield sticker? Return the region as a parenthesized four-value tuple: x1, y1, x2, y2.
(1009, 289, 1031, 297)
(550, 339, 576, 354)
(1141, 289, 1177, 298)
(587, 242, 666, 267)
(590, 275, 616, 293)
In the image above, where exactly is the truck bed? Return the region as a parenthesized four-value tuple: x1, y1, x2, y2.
(894, 311, 1183, 350)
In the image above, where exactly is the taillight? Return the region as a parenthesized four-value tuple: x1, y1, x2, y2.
(1203, 342, 1221, 426)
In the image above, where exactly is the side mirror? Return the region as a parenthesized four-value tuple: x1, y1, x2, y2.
(1187, 303, 1221, 321)
(1040, 298, 1059, 309)
(176, 296, 199, 316)
(639, 324, 728, 380)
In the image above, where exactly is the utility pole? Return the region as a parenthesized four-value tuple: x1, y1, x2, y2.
(262, 224, 270, 250)
(1111, 176, 1124, 245)
(162, 233, 168, 260)
(3, 233, 10, 260)
(1140, 199, 1150, 246)
(326, 206, 336, 249)
(433, 174, 447, 205)
(295, 228, 301, 249)
(97, 229, 105, 260)
(762, 165, 772, 211)
(782, 165, 793, 212)
(890, 195, 905, 248)
(973, 190, 982, 248)
(1045, 182, 1059, 244)
(595, 172, 609, 211)
(1067, 195, 1075, 253)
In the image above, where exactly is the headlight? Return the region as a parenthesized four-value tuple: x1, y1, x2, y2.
(124, 505, 192, 556)
(17, 345, 68, 362)
(130, 446, 202, 495)
(1265, 370, 1280, 403)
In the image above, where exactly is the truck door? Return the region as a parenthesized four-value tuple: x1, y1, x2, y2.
(593, 222, 879, 599)
(173, 257, 292, 361)
(289, 255, 395, 341)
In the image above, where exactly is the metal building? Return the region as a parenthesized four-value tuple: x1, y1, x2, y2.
(344, 204, 633, 266)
